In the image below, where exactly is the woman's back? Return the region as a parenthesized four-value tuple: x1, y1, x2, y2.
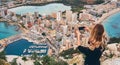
(78, 45, 104, 65)
(76, 24, 107, 65)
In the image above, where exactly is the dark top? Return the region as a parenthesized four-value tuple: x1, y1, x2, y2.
(78, 46, 104, 65)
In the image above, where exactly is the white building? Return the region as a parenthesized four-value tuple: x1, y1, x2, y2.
(72, 13, 78, 22)
(56, 12, 62, 21)
(66, 10, 72, 22)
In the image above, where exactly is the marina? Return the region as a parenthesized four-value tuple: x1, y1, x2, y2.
(4, 39, 48, 56)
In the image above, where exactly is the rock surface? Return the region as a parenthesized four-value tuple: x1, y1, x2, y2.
(101, 58, 120, 65)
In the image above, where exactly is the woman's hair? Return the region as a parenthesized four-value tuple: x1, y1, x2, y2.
(89, 24, 105, 50)
(90, 24, 104, 42)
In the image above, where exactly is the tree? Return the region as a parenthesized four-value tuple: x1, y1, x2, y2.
(41, 55, 51, 65)
(96, 0, 104, 4)
(0, 51, 6, 60)
(60, 48, 80, 59)
(22, 56, 27, 61)
(0, 59, 10, 65)
(10, 58, 18, 65)
(60, 0, 83, 6)
(0, 51, 10, 65)
(41, 55, 68, 65)
(57, 60, 68, 65)
(34, 60, 42, 65)
(108, 37, 120, 43)
(41, 55, 57, 65)
(31, 52, 38, 60)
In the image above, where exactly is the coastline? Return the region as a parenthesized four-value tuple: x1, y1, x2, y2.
(96, 8, 120, 43)
(97, 8, 120, 24)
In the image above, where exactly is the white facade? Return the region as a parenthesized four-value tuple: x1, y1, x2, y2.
(56, 12, 62, 21)
(72, 13, 77, 22)
(66, 10, 72, 22)
(111, 0, 118, 2)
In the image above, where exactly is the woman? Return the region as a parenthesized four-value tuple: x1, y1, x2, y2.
(76, 24, 107, 65)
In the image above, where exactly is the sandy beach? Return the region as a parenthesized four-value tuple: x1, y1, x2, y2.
(97, 8, 120, 24)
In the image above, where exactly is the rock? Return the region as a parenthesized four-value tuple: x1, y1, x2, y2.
(114, 51, 120, 57)
(107, 43, 118, 55)
(103, 50, 111, 57)
(117, 44, 120, 52)
(107, 43, 118, 52)
(101, 58, 120, 65)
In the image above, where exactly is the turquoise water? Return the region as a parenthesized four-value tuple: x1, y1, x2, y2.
(103, 12, 120, 38)
(0, 22, 20, 40)
(4, 39, 48, 56)
(8, 3, 71, 15)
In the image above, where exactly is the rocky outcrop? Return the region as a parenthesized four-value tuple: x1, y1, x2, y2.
(101, 43, 120, 65)
(102, 43, 120, 58)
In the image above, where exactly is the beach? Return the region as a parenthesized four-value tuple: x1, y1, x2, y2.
(97, 8, 120, 23)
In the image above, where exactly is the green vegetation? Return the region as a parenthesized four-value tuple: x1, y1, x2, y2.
(34, 60, 42, 65)
(42, 55, 55, 65)
(0, 59, 10, 65)
(41, 55, 68, 65)
(72, 7, 84, 12)
(29, 52, 68, 65)
(60, 0, 84, 6)
(59, 0, 84, 12)
(22, 56, 27, 61)
(31, 52, 38, 60)
(59, 0, 104, 12)
(10, 58, 17, 65)
(60, 48, 80, 59)
(108, 37, 120, 44)
(96, 0, 104, 4)
(0, 51, 11, 65)
(73, 63, 77, 65)
(19, 23, 27, 29)
(0, 51, 6, 61)
(56, 60, 68, 65)
(26, 0, 83, 12)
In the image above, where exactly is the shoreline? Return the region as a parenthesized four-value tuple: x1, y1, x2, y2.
(96, 8, 120, 43)
(0, 1, 81, 13)
(97, 8, 120, 24)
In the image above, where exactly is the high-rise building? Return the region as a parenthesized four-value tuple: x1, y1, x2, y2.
(56, 12, 62, 21)
(66, 10, 72, 22)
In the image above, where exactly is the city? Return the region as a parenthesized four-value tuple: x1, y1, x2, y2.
(0, 0, 120, 65)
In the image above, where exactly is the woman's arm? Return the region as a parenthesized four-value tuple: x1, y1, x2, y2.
(75, 30, 81, 46)
(75, 29, 92, 55)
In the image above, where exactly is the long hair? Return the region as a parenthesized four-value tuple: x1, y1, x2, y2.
(89, 24, 105, 50)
